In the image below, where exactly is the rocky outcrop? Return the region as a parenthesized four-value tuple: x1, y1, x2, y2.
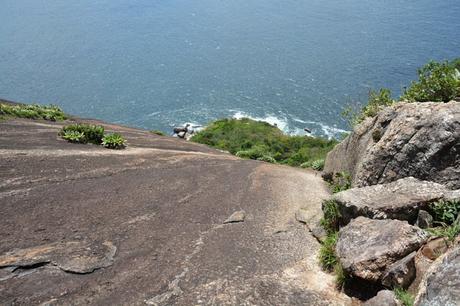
(333, 177, 459, 224)
(415, 244, 460, 306)
(336, 217, 428, 284)
(324, 101, 460, 189)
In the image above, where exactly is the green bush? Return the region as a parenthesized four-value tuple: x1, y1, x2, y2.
(319, 231, 339, 271)
(191, 118, 337, 167)
(60, 124, 105, 144)
(0, 103, 67, 121)
(401, 59, 460, 102)
(62, 130, 85, 143)
(321, 199, 341, 234)
(426, 223, 460, 242)
(394, 287, 415, 306)
(102, 133, 126, 149)
(429, 199, 460, 225)
(256, 155, 277, 163)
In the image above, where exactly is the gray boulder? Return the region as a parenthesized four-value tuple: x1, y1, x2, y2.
(364, 290, 399, 306)
(415, 210, 433, 229)
(333, 177, 457, 224)
(324, 101, 460, 189)
(381, 252, 416, 289)
(336, 217, 428, 283)
(415, 244, 460, 306)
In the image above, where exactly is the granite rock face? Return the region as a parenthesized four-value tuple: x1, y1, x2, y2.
(415, 244, 460, 306)
(333, 177, 458, 224)
(336, 217, 428, 283)
(324, 101, 460, 189)
(363, 290, 399, 306)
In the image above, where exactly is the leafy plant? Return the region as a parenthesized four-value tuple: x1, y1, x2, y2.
(102, 133, 126, 149)
(426, 223, 460, 242)
(0, 103, 67, 121)
(429, 199, 460, 225)
(256, 155, 277, 163)
(319, 231, 339, 271)
(60, 124, 105, 144)
(61, 130, 85, 143)
(394, 287, 415, 306)
(401, 59, 460, 102)
(328, 171, 352, 193)
(321, 199, 341, 234)
(191, 118, 337, 167)
(311, 159, 325, 171)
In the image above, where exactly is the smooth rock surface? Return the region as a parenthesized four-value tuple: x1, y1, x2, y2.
(324, 101, 460, 189)
(415, 244, 460, 306)
(336, 217, 428, 283)
(333, 177, 457, 224)
(363, 290, 399, 306)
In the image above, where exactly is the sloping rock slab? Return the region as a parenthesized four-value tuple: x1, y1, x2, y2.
(336, 217, 428, 283)
(334, 177, 458, 224)
(415, 244, 460, 306)
(0, 240, 116, 275)
(324, 101, 460, 189)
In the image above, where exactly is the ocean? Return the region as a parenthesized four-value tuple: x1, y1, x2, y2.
(1, 0, 459, 138)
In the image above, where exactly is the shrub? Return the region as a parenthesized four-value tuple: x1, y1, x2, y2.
(0, 103, 67, 121)
(191, 118, 337, 167)
(342, 88, 394, 127)
(102, 133, 126, 149)
(256, 155, 277, 163)
(401, 59, 460, 102)
(60, 124, 104, 144)
(150, 130, 166, 136)
(429, 199, 460, 225)
(311, 159, 325, 171)
(61, 130, 85, 143)
(329, 171, 352, 193)
(321, 199, 341, 234)
(394, 287, 415, 306)
(319, 231, 339, 271)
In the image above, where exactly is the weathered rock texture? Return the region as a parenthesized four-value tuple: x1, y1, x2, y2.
(363, 290, 399, 306)
(336, 217, 428, 283)
(333, 177, 458, 224)
(415, 244, 460, 306)
(381, 252, 416, 289)
(324, 101, 460, 189)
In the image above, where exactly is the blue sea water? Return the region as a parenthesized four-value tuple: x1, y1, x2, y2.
(1, 0, 459, 137)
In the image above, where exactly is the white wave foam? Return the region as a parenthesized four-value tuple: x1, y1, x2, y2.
(232, 111, 289, 131)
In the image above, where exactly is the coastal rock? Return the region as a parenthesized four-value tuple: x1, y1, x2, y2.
(415, 244, 460, 306)
(363, 290, 399, 306)
(336, 217, 428, 283)
(324, 101, 460, 189)
(333, 177, 456, 224)
(381, 252, 416, 289)
(223, 210, 246, 224)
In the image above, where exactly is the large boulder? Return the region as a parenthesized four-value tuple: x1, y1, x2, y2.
(324, 101, 460, 189)
(415, 244, 460, 306)
(336, 217, 428, 284)
(333, 177, 459, 224)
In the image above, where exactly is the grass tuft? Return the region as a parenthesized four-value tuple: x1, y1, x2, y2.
(394, 287, 414, 306)
(0, 103, 67, 121)
(319, 231, 339, 271)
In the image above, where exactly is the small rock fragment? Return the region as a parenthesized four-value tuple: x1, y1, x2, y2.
(420, 238, 449, 260)
(364, 290, 399, 306)
(224, 210, 246, 224)
(382, 251, 416, 289)
(416, 210, 433, 229)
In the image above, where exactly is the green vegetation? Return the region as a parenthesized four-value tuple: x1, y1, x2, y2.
(320, 199, 341, 234)
(328, 171, 352, 193)
(191, 118, 337, 167)
(301, 159, 325, 171)
(150, 130, 166, 136)
(394, 287, 415, 306)
(318, 231, 339, 271)
(102, 133, 126, 149)
(60, 124, 105, 144)
(343, 58, 460, 128)
(429, 199, 460, 225)
(0, 103, 67, 121)
(426, 199, 460, 242)
(402, 59, 460, 102)
(334, 263, 348, 289)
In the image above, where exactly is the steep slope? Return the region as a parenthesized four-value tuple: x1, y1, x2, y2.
(0, 118, 351, 305)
